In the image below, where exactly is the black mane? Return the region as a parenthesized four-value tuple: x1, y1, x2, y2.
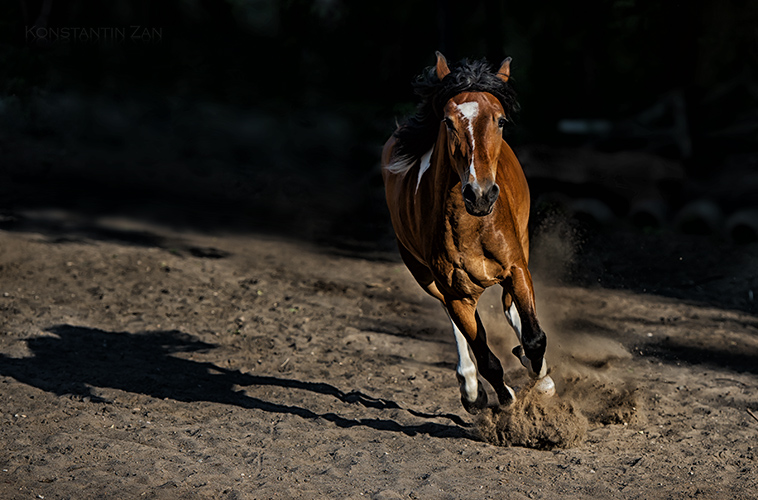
(392, 57, 520, 165)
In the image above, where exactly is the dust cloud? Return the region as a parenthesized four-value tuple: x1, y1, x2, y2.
(476, 381, 588, 449)
(474, 212, 642, 450)
(474, 364, 640, 450)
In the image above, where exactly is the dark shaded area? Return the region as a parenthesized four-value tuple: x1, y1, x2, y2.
(0, 325, 469, 437)
(567, 225, 758, 315)
(0, 210, 230, 258)
(1, 1, 758, 311)
(644, 338, 758, 376)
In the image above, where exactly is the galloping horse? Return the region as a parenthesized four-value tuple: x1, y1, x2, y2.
(382, 53, 555, 414)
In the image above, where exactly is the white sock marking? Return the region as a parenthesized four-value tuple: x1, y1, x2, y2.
(507, 302, 548, 380)
(505, 301, 522, 341)
(447, 311, 479, 403)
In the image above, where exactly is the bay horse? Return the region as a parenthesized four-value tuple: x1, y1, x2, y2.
(381, 53, 555, 414)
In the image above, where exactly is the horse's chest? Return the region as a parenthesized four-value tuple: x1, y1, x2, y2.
(433, 238, 504, 294)
(454, 264, 499, 292)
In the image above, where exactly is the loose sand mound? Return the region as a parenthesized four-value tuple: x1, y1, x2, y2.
(476, 374, 641, 449)
(476, 382, 588, 449)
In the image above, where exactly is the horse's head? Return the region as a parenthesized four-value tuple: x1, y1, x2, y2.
(436, 53, 512, 217)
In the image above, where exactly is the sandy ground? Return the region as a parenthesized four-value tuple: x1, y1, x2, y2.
(0, 210, 757, 499)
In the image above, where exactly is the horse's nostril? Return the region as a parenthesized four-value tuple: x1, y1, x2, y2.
(462, 184, 477, 204)
(488, 183, 500, 202)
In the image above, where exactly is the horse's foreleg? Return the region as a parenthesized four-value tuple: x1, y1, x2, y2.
(396, 243, 487, 410)
(505, 269, 555, 396)
(502, 291, 522, 341)
(447, 299, 515, 410)
(443, 308, 486, 413)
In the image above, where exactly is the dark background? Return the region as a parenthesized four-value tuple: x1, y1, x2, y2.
(1, 0, 758, 310)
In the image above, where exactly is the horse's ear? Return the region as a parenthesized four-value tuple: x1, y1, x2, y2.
(435, 51, 451, 80)
(497, 56, 512, 83)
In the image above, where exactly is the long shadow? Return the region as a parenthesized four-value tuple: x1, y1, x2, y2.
(0, 325, 469, 438)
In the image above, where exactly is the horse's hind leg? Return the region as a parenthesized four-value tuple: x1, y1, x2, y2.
(396, 243, 487, 413)
(503, 270, 555, 396)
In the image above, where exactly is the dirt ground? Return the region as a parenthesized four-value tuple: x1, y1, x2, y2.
(0, 208, 757, 500)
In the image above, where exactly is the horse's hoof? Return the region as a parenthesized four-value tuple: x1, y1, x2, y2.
(461, 385, 488, 415)
(512, 345, 548, 379)
(533, 375, 556, 397)
(495, 384, 516, 407)
(512, 345, 530, 370)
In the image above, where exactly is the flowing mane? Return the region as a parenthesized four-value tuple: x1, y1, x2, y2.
(388, 57, 520, 173)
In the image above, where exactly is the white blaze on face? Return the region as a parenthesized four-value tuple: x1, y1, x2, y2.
(456, 101, 479, 124)
(409, 101, 481, 194)
(454, 101, 480, 187)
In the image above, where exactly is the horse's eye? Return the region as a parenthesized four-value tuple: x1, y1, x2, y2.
(443, 117, 454, 129)
(498, 117, 507, 128)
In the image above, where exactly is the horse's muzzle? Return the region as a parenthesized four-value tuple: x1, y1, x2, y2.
(462, 182, 500, 216)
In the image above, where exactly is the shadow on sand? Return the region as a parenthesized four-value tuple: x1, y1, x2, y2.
(0, 325, 469, 438)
